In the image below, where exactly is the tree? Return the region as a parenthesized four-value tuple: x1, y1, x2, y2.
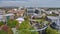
(18, 19, 39, 34)
(7, 20, 19, 28)
(18, 20, 31, 30)
(1, 25, 13, 34)
(8, 28, 13, 34)
(1, 25, 9, 32)
(46, 27, 58, 34)
(0, 30, 8, 34)
(18, 29, 38, 34)
(0, 21, 4, 26)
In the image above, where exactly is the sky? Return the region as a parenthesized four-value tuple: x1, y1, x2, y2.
(0, 0, 60, 7)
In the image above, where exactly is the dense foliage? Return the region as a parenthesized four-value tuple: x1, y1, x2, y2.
(46, 27, 58, 34)
(7, 20, 19, 28)
(18, 19, 35, 30)
(18, 19, 38, 34)
(0, 21, 4, 26)
(8, 28, 13, 34)
(1, 25, 13, 34)
(18, 29, 38, 34)
(0, 30, 8, 34)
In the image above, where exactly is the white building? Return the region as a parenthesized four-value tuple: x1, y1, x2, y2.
(0, 9, 5, 15)
(47, 16, 60, 25)
(26, 8, 42, 16)
(26, 8, 35, 15)
(47, 16, 60, 29)
(45, 11, 53, 14)
(0, 13, 14, 23)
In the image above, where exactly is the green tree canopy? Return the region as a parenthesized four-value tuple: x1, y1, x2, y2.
(7, 20, 19, 28)
(46, 27, 58, 34)
(0, 30, 8, 34)
(18, 29, 38, 34)
(18, 19, 39, 34)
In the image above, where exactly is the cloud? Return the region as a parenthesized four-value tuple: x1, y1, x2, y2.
(0, 0, 28, 1)
(0, 1, 34, 7)
(0, 1, 28, 7)
(0, 0, 60, 7)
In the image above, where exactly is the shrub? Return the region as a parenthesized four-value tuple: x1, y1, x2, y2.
(0, 30, 8, 34)
(7, 20, 19, 28)
(18, 29, 38, 34)
(8, 28, 13, 34)
(18, 19, 39, 34)
(1, 24, 13, 34)
(46, 27, 58, 34)
(18, 20, 31, 30)
(1, 25, 9, 32)
(0, 21, 4, 26)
